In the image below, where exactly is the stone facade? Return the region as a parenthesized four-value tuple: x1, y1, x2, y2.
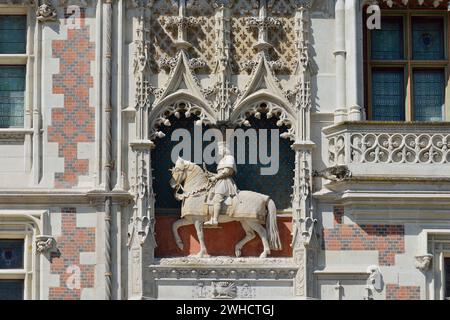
(0, 0, 449, 300)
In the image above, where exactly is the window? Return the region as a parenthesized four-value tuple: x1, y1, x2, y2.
(0, 15, 27, 128)
(0, 239, 25, 300)
(365, 10, 448, 121)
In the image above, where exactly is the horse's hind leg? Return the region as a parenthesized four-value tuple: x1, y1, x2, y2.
(193, 219, 207, 258)
(172, 218, 192, 250)
(247, 220, 271, 258)
(235, 221, 256, 257)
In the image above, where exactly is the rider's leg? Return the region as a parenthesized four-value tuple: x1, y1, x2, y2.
(204, 194, 223, 225)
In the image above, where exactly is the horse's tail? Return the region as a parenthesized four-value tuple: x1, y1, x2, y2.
(266, 198, 282, 251)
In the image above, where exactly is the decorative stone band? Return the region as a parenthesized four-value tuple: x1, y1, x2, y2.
(324, 122, 450, 166)
(151, 257, 297, 280)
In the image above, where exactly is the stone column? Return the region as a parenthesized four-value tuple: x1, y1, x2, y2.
(291, 0, 318, 299)
(345, 0, 363, 121)
(334, 0, 347, 123)
(127, 1, 157, 299)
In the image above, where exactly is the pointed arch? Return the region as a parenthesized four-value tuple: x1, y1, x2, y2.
(149, 96, 217, 140)
(149, 50, 217, 140)
(230, 92, 297, 141)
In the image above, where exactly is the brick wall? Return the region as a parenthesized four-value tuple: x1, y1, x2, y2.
(49, 208, 96, 300)
(48, 10, 95, 188)
(323, 206, 405, 266)
(386, 284, 420, 300)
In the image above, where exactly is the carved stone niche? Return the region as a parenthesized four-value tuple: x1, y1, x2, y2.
(415, 254, 433, 272)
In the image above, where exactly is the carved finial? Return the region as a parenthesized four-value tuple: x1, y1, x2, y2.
(165, 0, 199, 50)
(246, 0, 282, 52)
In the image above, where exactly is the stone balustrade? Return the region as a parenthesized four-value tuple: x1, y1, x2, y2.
(323, 122, 450, 177)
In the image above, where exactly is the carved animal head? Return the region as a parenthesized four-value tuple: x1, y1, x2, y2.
(169, 157, 191, 189)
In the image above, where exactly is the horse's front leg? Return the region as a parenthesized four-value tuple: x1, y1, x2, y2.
(172, 218, 192, 250)
(193, 219, 207, 257)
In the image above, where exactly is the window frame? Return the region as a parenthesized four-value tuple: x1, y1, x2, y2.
(365, 9, 450, 121)
(0, 225, 34, 300)
(0, 7, 31, 131)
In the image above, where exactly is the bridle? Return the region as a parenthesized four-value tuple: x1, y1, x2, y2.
(170, 164, 212, 200)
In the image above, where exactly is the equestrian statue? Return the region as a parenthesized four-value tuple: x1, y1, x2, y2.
(169, 141, 282, 258)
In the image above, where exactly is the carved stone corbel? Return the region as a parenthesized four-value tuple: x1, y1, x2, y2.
(37, 1, 57, 22)
(36, 235, 60, 261)
(313, 165, 352, 182)
(415, 254, 433, 272)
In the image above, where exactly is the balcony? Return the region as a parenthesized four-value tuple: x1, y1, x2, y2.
(323, 122, 450, 178)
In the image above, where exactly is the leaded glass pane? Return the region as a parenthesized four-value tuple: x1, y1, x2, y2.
(413, 69, 444, 121)
(232, 117, 295, 210)
(0, 66, 25, 128)
(371, 16, 404, 60)
(0, 280, 24, 300)
(0, 16, 26, 54)
(412, 17, 444, 60)
(371, 68, 405, 121)
(0, 239, 24, 269)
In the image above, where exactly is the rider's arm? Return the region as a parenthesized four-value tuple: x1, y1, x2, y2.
(214, 167, 234, 180)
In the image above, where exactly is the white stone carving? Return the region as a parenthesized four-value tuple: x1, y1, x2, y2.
(415, 254, 433, 272)
(169, 159, 282, 258)
(149, 101, 213, 140)
(313, 165, 352, 182)
(366, 265, 383, 291)
(37, 1, 57, 22)
(35, 235, 57, 253)
(192, 281, 255, 299)
(326, 124, 450, 166)
(351, 133, 450, 164)
(158, 256, 293, 266)
(212, 281, 237, 298)
(150, 50, 215, 135)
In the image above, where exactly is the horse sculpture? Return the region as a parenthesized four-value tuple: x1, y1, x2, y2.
(169, 158, 282, 258)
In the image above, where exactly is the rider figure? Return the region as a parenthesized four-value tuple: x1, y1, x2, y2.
(204, 141, 238, 226)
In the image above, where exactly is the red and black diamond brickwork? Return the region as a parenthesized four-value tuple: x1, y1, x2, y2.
(48, 10, 95, 188)
(323, 206, 405, 266)
(49, 208, 95, 300)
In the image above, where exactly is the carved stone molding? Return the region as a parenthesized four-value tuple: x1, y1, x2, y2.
(158, 256, 294, 266)
(151, 267, 297, 280)
(415, 254, 433, 272)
